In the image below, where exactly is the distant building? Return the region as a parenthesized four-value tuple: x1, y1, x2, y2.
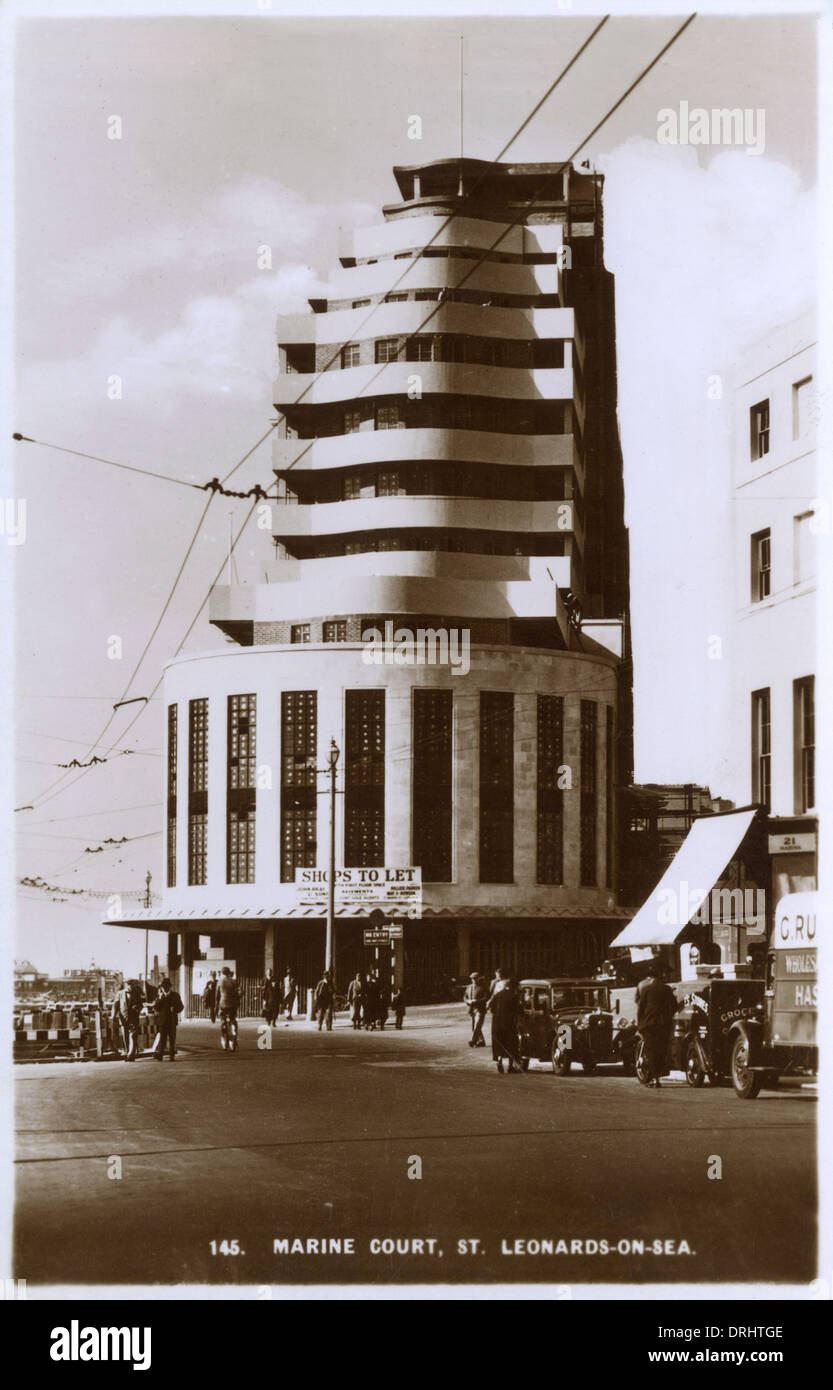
(13, 959, 48, 998)
(46, 967, 123, 1003)
(621, 784, 733, 908)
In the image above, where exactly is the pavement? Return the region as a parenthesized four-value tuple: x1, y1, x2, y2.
(14, 1005, 817, 1289)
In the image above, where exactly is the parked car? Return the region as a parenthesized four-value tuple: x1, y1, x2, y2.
(518, 978, 639, 1075)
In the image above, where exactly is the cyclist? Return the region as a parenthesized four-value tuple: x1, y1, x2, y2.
(216, 967, 239, 1048)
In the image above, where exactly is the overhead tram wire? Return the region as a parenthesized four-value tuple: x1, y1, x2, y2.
(20, 427, 276, 813)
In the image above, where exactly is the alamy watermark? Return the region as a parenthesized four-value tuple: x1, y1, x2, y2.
(657, 883, 765, 927)
(362, 621, 470, 676)
(657, 102, 765, 156)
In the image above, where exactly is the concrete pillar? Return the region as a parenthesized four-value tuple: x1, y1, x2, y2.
(207, 689, 226, 891)
(514, 692, 537, 889)
(256, 683, 280, 887)
(563, 695, 581, 889)
(264, 922, 276, 974)
(455, 689, 479, 887)
(457, 922, 471, 977)
(385, 685, 411, 865)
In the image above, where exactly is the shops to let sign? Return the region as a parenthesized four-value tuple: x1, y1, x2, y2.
(295, 866, 422, 915)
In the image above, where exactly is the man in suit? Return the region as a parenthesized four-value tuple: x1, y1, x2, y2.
(464, 972, 489, 1048)
(153, 977, 184, 1062)
(635, 964, 678, 1088)
(203, 971, 218, 1023)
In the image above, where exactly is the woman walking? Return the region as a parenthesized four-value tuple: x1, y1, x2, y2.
(487, 976, 522, 1074)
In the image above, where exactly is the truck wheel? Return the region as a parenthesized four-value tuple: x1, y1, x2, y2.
(551, 1043, 572, 1076)
(685, 1041, 706, 1088)
(731, 1035, 762, 1099)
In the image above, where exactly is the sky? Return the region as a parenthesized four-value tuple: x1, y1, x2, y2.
(5, 6, 819, 974)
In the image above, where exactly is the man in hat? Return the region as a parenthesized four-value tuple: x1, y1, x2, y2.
(635, 963, 678, 1088)
(464, 971, 489, 1048)
(153, 977, 184, 1062)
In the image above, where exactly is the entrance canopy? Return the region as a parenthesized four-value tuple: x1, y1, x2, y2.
(610, 809, 758, 949)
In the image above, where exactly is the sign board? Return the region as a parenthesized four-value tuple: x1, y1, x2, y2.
(295, 866, 422, 916)
(773, 892, 818, 949)
(206, 947, 226, 960)
(363, 925, 404, 945)
(192, 960, 236, 996)
(768, 833, 816, 855)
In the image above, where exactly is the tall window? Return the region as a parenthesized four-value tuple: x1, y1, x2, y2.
(166, 705, 177, 888)
(188, 698, 208, 886)
(413, 689, 453, 882)
(750, 400, 770, 461)
(537, 695, 563, 885)
(375, 338, 400, 364)
(345, 689, 385, 866)
(227, 694, 256, 884)
(792, 376, 813, 439)
(323, 620, 347, 643)
(291, 624, 311, 644)
(341, 343, 360, 369)
(794, 677, 815, 813)
(407, 336, 436, 362)
(752, 688, 771, 811)
(480, 692, 514, 883)
(751, 528, 771, 601)
(580, 700, 598, 886)
(281, 692, 317, 882)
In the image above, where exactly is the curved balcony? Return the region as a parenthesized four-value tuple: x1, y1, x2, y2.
(209, 562, 575, 625)
(273, 428, 582, 483)
(273, 361, 574, 409)
(277, 303, 579, 352)
(326, 255, 557, 303)
(271, 495, 577, 543)
(338, 213, 564, 264)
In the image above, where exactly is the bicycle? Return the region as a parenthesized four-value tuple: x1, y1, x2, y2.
(219, 1008, 238, 1052)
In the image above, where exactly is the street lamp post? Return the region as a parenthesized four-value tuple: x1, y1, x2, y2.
(325, 740, 339, 978)
(144, 870, 152, 986)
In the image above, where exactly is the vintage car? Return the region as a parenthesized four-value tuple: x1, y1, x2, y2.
(518, 978, 638, 1075)
(668, 976, 766, 1088)
(731, 892, 818, 1099)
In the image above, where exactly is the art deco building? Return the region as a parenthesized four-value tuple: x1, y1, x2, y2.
(111, 158, 633, 1006)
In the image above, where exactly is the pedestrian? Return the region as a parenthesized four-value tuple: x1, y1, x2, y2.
(262, 968, 280, 1027)
(203, 970, 218, 1024)
(314, 969, 335, 1031)
(635, 964, 678, 1088)
(364, 973, 381, 1031)
(488, 966, 508, 1000)
(464, 971, 488, 1048)
(283, 968, 297, 1023)
(153, 977, 184, 1062)
(347, 973, 364, 1029)
(391, 985, 405, 1029)
(487, 975, 522, 1074)
(113, 978, 141, 1061)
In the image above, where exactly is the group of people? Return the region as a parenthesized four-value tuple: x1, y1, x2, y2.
(111, 975, 184, 1062)
(464, 968, 524, 1073)
(347, 972, 405, 1031)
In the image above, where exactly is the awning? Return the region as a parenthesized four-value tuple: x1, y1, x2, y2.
(610, 808, 758, 949)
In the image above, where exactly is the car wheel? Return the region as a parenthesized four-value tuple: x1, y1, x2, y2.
(551, 1043, 572, 1076)
(685, 1040, 706, 1088)
(621, 1054, 636, 1077)
(520, 1057, 531, 1072)
(635, 1039, 652, 1086)
(731, 1035, 762, 1099)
